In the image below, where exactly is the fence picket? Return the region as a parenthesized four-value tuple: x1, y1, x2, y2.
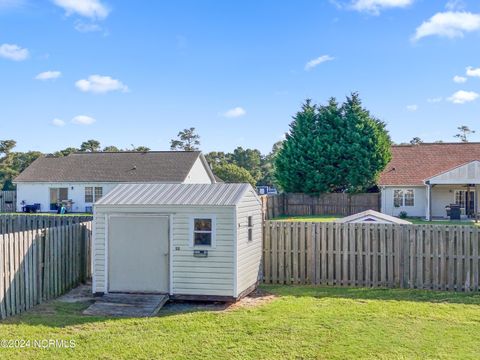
(0, 221, 91, 320)
(262, 221, 480, 292)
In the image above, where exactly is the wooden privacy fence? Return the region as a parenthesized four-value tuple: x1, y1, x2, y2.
(0, 221, 92, 319)
(263, 221, 480, 292)
(0, 214, 93, 234)
(262, 193, 380, 219)
(0, 191, 16, 213)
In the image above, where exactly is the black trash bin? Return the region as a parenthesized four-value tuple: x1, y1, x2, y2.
(448, 204, 461, 220)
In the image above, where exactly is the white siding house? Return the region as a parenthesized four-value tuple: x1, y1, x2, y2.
(379, 143, 480, 220)
(14, 151, 216, 213)
(93, 183, 262, 301)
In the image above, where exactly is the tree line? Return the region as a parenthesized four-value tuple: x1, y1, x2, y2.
(1, 93, 475, 193)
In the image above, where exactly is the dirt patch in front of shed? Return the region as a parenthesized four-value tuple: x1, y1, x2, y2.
(160, 288, 277, 315)
(228, 288, 277, 311)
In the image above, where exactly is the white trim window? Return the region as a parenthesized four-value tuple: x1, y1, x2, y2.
(404, 189, 414, 206)
(190, 216, 216, 247)
(85, 186, 104, 203)
(393, 189, 414, 207)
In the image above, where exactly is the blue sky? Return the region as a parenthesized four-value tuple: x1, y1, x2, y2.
(1, 0, 480, 154)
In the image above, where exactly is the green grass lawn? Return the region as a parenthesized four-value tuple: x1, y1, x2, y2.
(272, 214, 480, 226)
(1, 286, 480, 359)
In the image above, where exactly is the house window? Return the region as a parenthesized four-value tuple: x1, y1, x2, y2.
(85, 186, 103, 203)
(404, 189, 415, 206)
(247, 216, 253, 241)
(191, 217, 215, 247)
(95, 187, 103, 201)
(393, 190, 404, 207)
(85, 187, 94, 203)
(393, 189, 414, 207)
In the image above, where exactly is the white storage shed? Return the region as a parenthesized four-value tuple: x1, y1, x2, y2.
(92, 183, 262, 301)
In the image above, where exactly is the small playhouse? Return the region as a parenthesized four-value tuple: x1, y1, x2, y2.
(92, 183, 262, 301)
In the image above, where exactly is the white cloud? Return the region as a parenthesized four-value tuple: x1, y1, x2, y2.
(466, 66, 480, 78)
(427, 97, 442, 103)
(35, 70, 62, 80)
(350, 0, 413, 14)
(75, 75, 128, 94)
(445, 0, 466, 11)
(221, 107, 246, 118)
(52, 0, 109, 19)
(51, 118, 66, 127)
(0, 43, 29, 61)
(304, 55, 334, 71)
(453, 75, 467, 83)
(448, 90, 479, 104)
(406, 104, 418, 111)
(74, 21, 102, 32)
(412, 12, 480, 41)
(71, 115, 96, 125)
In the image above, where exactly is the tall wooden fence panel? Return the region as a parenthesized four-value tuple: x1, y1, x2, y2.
(0, 215, 93, 234)
(0, 191, 16, 213)
(0, 221, 92, 319)
(263, 193, 381, 219)
(263, 221, 480, 292)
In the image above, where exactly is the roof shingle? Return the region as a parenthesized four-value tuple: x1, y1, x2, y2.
(379, 143, 480, 186)
(14, 151, 204, 183)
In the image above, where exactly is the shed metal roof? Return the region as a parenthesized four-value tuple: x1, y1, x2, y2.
(95, 183, 255, 206)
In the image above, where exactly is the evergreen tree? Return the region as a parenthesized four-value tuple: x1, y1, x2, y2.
(275, 94, 391, 193)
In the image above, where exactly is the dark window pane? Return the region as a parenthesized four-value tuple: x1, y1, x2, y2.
(85, 187, 93, 203)
(95, 187, 103, 200)
(194, 219, 212, 231)
(194, 232, 211, 246)
(248, 228, 253, 241)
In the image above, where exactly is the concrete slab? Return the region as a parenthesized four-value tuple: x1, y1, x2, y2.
(83, 293, 169, 317)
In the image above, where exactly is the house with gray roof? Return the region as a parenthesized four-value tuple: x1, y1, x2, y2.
(14, 151, 216, 213)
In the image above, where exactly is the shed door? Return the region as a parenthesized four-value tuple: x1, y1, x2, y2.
(108, 215, 169, 293)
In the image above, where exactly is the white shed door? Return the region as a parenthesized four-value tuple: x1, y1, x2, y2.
(108, 215, 169, 293)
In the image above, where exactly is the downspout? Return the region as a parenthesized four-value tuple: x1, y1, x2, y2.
(425, 181, 432, 221)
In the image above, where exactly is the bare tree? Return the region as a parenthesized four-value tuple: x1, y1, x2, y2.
(170, 127, 200, 151)
(454, 126, 475, 142)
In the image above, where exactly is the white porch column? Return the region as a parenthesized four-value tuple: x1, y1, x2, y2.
(426, 183, 432, 221)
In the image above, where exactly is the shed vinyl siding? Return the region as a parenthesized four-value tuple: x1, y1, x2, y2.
(235, 188, 262, 296)
(93, 205, 235, 297)
(380, 186, 427, 218)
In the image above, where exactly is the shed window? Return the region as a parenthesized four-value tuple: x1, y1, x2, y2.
(247, 216, 253, 242)
(192, 218, 215, 247)
(393, 189, 414, 207)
